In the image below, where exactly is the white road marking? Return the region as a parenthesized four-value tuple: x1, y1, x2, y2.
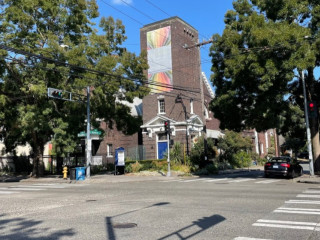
(255, 180, 281, 184)
(0, 191, 19, 194)
(15, 184, 66, 189)
(228, 179, 253, 183)
(303, 190, 320, 194)
(256, 219, 317, 226)
(253, 219, 320, 230)
(8, 187, 44, 191)
(234, 237, 273, 240)
(182, 178, 206, 182)
(206, 178, 228, 182)
(285, 200, 320, 204)
(253, 223, 316, 230)
(297, 194, 320, 198)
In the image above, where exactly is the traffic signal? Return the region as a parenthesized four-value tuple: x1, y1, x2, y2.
(164, 120, 170, 134)
(48, 88, 63, 99)
(308, 101, 317, 118)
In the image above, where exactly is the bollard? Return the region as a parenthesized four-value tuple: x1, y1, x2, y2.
(62, 166, 68, 179)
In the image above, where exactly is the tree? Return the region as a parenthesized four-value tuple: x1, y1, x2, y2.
(217, 130, 252, 166)
(190, 136, 217, 167)
(209, 0, 320, 172)
(0, 0, 149, 177)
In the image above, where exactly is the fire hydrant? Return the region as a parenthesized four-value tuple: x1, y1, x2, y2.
(62, 166, 68, 179)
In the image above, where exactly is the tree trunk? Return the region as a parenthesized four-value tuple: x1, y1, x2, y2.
(32, 144, 44, 177)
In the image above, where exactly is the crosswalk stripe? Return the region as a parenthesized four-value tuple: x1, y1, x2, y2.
(0, 191, 19, 194)
(228, 179, 253, 183)
(16, 184, 66, 189)
(303, 190, 320, 194)
(253, 223, 316, 230)
(182, 179, 206, 182)
(297, 194, 320, 198)
(206, 178, 228, 182)
(255, 180, 281, 184)
(256, 219, 317, 226)
(7, 187, 44, 191)
(285, 200, 320, 204)
(234, 237, 273, 240)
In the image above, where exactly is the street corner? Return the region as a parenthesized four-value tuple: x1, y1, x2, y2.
(294, 174, 320, 184)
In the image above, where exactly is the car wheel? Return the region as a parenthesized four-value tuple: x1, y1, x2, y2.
(300, 168, 303, 176)
(291, 170, 296, 179)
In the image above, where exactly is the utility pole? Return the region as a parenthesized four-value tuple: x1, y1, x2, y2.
(184, 39, 212, 162)
(302, 71, 315, 176)
(86, 86, 91, 178)
(48, 87, 91, 178)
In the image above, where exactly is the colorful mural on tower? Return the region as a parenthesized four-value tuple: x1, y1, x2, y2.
(147, 26, 173, 93)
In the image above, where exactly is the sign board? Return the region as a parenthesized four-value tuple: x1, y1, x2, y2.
(115, 147, 125, 166)
(77, 129, 102, 137)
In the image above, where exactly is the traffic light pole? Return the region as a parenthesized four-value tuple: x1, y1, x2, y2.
(302, 71, 314, 176)
(86, 86, 91, 178)
(167, 132, 171, 177)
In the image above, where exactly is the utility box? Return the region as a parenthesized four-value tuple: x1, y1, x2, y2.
(115, 147, 125, 175)
(75, 167, 86, 180)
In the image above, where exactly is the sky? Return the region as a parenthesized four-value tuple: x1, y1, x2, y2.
(96, 0, 235, 83)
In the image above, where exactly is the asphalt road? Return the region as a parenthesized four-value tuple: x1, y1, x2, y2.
(0, 168, 319, 240)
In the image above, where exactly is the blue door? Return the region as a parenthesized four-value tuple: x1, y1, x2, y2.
(158, 142, 168, 159)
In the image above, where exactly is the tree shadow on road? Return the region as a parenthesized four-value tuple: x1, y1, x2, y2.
(0, 214, 75, 240)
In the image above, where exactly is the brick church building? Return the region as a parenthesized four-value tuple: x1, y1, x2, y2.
(139, 17, 222, 160)
(90, 17, 279, 164)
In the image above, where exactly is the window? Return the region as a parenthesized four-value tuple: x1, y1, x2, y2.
(107, 144, 113, 157)
(158, 99, 165, 114)
(190, 99, 194, 114)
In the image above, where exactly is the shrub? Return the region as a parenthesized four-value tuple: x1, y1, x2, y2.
(151, 160, 167, 171)
(190, 136, 217, 168)
(131, 161, 143, 173)
(232, 151, 252, 168)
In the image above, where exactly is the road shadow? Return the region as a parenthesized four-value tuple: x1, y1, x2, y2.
(105, 202, 170, 240)
(158, 214, 225, 240)
(0, 214, 75, 239)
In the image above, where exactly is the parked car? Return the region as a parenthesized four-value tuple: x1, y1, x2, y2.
(264, 156, 303, 178)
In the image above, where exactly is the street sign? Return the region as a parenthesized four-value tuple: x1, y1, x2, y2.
(77, 129, 102, 137)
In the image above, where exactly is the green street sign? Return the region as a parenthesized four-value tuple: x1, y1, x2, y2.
(77, 129, 102, 137)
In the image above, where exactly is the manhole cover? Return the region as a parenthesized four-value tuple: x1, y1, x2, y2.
(113, 223, 137, 229)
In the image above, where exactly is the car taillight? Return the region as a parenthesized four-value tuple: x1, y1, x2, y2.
(281, 163, 290, 168)
(265, 163, 271, 167)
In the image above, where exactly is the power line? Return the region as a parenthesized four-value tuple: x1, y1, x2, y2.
(1, 45, 205, 95)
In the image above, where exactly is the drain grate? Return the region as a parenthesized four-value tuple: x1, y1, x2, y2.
(112, 223, 137, 229)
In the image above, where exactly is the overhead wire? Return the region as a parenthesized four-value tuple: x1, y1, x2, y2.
(0, 44, 207, 95)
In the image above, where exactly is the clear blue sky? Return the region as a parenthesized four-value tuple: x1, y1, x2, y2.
(96, 0, 235, 82)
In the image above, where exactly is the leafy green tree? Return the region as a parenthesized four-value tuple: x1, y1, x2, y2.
(190, 136, 217, 167)
(0, 0, 148, 177)
(210, 0, 320, 172)
(217, 130, 252, 164)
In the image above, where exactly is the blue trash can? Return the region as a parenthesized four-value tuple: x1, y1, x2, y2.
(75, 167, 86, 180)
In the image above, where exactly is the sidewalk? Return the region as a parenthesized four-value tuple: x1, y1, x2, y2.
(1, 167, 320, 184)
